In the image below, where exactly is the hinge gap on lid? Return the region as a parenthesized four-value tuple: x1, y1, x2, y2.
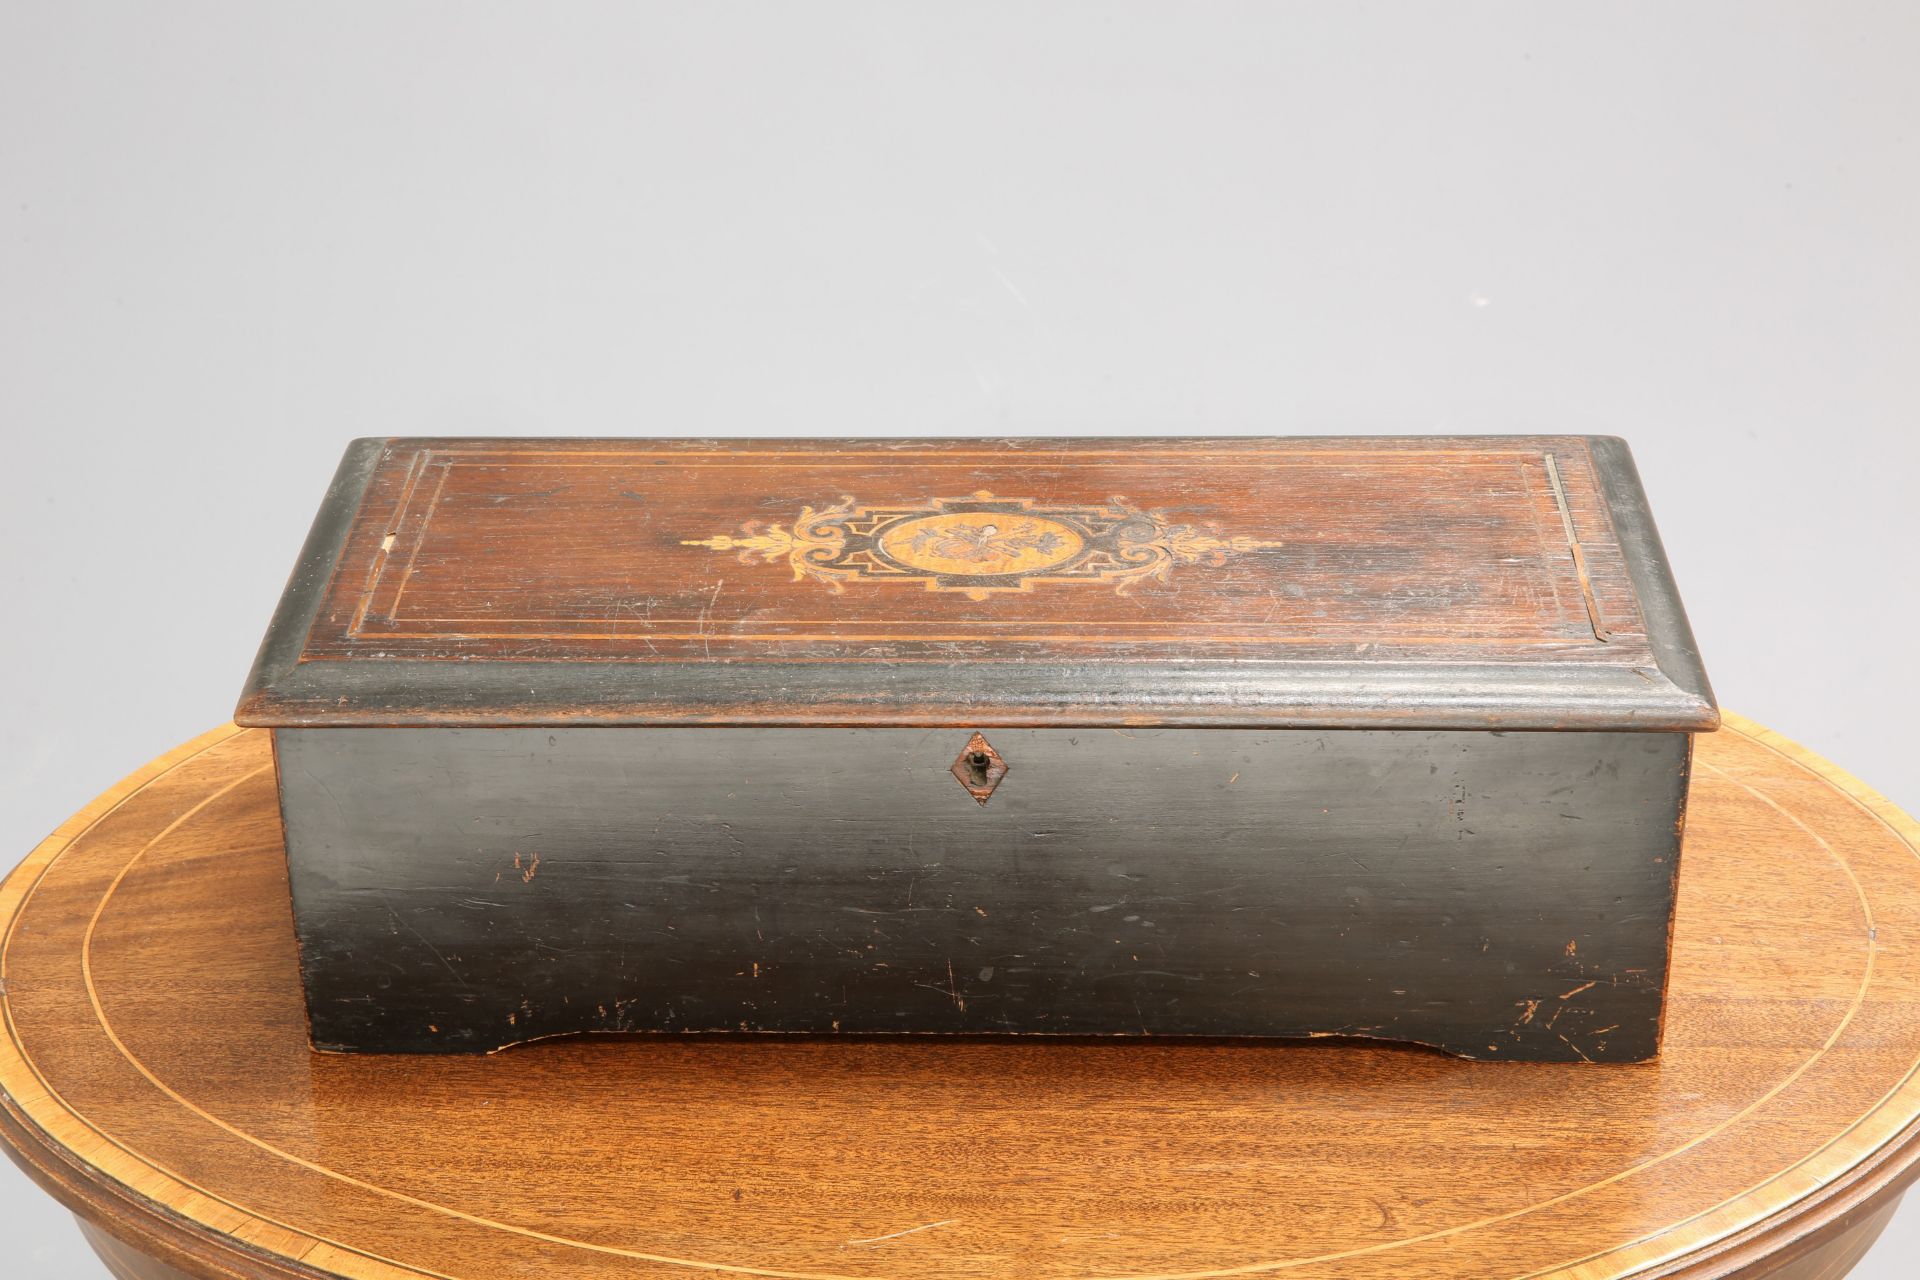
(1545, 452, 1614, 643)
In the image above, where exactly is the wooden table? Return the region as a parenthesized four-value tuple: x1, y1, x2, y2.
(3, 716, 1918, 1280)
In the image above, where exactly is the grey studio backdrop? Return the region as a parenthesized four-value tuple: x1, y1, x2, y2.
(3, 3, 1917, 1276)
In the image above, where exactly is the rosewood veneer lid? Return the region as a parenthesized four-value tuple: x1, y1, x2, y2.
(236, 436, 1716, 730)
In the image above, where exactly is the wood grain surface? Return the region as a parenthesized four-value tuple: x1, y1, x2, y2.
(304, 437, 1643, 661)
(235, 437, 1717, 729)
(4, 714, 1919, 1280)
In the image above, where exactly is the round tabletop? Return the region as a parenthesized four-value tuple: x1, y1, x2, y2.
(3, 717, 1919, 1280)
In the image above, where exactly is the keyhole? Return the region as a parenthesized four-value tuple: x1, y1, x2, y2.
(951, 735, 1007, 803)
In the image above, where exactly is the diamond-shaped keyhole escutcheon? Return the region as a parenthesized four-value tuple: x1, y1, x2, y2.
(951, 733, 1009, 805)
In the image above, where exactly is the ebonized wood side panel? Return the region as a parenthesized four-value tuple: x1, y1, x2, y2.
(276, 726, 1689, 1059)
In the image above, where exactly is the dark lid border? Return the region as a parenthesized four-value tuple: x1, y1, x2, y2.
(1588, 435, 1717, 722)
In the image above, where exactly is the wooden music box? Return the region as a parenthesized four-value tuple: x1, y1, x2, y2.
(238, 436, 1715, 1061)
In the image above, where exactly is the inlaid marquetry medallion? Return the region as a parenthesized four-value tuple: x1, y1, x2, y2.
(682, 491, 1284, 600)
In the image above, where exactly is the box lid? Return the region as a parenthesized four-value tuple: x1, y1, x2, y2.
(236, 436, 1716, 731)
